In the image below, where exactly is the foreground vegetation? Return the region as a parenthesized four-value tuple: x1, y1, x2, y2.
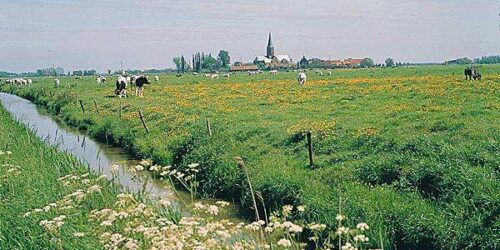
(1, 65, 499, 249)
(0, 104, 378, 249)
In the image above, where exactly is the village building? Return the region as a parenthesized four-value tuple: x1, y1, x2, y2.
(342, 58, 363, 67)
(254, 33, 293, 68)
(298, 56, 309, 68)
(229, 65, 259, 72)
(297, 57, 363, 68)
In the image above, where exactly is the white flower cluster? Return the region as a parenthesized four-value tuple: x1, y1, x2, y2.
(0, 150, 13, 156)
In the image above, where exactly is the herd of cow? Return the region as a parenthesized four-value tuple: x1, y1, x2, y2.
(3, 78, 33, 85)
(114, 75, 154, 98)
(2, 67, 484, 98)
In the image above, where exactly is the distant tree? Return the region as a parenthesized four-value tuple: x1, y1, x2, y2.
(360, 58, 374, 68)
(445, 57, 473, 65)
(475, 55, 500, 64)
(180, 55, 186, 72)
(385, 58, 395, 67)
(217, 50, 230, 68)
(193, 52, 204, 71)
(173, 57, 182, 71)
(203, 54, 217, 70)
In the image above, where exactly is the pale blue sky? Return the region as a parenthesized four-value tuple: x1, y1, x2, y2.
(0, 0, 499, 72)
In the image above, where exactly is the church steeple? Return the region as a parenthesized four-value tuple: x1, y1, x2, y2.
(266, 32, 275, 58)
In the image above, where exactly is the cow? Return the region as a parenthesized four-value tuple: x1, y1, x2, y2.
(223, 73, 230, 78)
(464, 67, 473, 80)
(135, 75, 149, 97)
(270, 70, 278, 75)
(210, 74, 219, 79)
(115, 76, 128, 98)
(54, 79, 60, 87)
(297, 73, 307, 86)
(472, 68, 482, 80)
(154, 75, 159, 83)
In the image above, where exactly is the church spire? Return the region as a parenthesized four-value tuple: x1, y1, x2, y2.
(266, 32, 275, 58)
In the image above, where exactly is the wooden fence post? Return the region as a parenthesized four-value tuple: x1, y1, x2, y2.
(93, 100, 100, 115)
(138, 110, 149, 133)
(206, 118, 212, 137)
(79, 100, 85, 113)
(119, 100, 123, 118)
(307, 131, 315, 169)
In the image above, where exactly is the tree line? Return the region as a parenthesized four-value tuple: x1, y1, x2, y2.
(173, 50, 230, 72)
(445, 55, 500, 65)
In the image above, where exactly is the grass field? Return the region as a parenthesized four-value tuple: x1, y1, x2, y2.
(1, 98, 355, 250)
(2, 65, 499, 249)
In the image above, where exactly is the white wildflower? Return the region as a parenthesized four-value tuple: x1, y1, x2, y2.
(356, 222, 369, 231)
(73, 232, 85, 237)
(277, 238, 292, 248)
(134, 165, 144, 171)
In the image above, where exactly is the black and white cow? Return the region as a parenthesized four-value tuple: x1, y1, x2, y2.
(134, 75, 149, 97)
(115, 76, 128, 98)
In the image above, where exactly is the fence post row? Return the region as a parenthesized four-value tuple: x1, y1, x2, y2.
(119, 100, 123, 118)
(79, 100, 85, 113)
(307, 131, 315, 169)
(138, 110, 149, 133)
(206, 118, 212, 137)
(93, 100, 100, 115)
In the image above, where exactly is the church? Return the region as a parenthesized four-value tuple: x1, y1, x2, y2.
(254, 33, 292, 67)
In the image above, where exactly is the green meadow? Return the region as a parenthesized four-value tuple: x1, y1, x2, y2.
(1, 65, 499, 249)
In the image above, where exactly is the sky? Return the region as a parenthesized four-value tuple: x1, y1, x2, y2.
(0, 0, 499, 72)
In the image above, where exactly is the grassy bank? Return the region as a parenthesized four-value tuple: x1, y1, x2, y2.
(0, 101, 381, 249)
(0, 102, 122, 248)
(2, 65, 499, 249)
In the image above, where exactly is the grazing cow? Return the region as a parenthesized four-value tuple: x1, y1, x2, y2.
(135, 75, 149, 97)
(132, 75, 140, 85)
(297, 73, 307, 86)
(27, 79, 33, 85)
(203, 74, 211, 78)
(193, 72, 198, 76)
(96, 76, 107, 84)
(13, 78, 27, 85)
(54, 79, 60, 87)
(154, 75, 159, 83)
(472, 68, 482, 80)
(115, 76, 128, 98)
(464, 67, 473, 80)
(223, 73, 230, 78)
(327, 71, 332, 76)
(270, 70, 278, 75)
(210, 74, 219, 79)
